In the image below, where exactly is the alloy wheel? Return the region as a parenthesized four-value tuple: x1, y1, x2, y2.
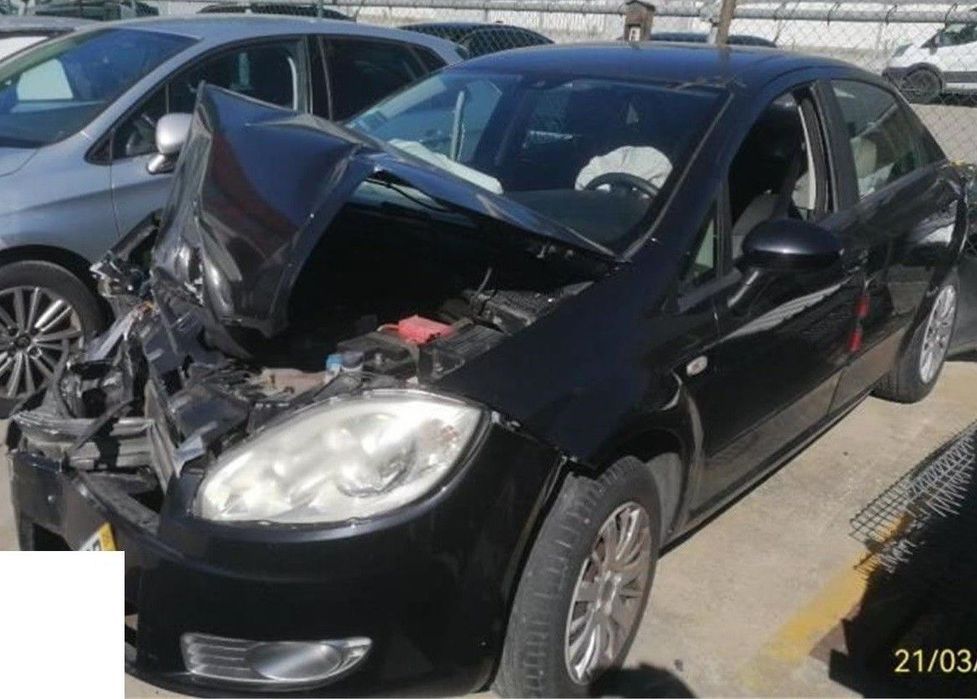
(0, 286, 83, 399)
(919, 284, 957, 385)
(564, 501, 652, 684)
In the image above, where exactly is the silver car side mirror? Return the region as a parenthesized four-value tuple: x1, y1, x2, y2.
(147, 113, 192, 175)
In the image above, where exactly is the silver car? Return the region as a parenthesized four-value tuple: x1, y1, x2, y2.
(0, 16, 461, 410)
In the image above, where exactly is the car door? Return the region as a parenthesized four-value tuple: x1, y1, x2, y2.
(689, 84, 862, 511)
(953, 229, 977, 354)
(318, 36, 439, 121)
(824, 79, 961, 408)
(108, 37, 309, 238)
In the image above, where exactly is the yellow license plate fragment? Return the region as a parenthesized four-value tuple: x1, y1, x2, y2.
(80, 523, 117, 551)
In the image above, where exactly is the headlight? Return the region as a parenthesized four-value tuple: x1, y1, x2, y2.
(194, 390, 483, 524)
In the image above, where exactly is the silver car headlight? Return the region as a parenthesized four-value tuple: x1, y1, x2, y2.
(193, 390, 484, 524)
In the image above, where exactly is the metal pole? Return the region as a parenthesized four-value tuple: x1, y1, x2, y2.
(710, 0, 738, 45)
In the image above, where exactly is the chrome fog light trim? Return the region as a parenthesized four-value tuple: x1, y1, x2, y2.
(181, 632, 371, 687)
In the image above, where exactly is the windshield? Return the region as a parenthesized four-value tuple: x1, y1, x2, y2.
(348, 71, 723, 254)
(932, 22, 977, 47)
(0, 28, 193, 148)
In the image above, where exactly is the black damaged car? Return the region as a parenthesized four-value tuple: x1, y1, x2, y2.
(7, 43, 975, 697)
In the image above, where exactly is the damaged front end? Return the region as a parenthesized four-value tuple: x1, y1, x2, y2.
(11, 84, 609, 527)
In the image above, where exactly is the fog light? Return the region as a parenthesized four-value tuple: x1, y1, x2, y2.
(181, 632, 370, 687)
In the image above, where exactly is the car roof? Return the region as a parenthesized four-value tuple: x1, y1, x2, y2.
(456, 41, 861, 91)
(405, 22, 529, 31)
(0, 15, 94, 32)
(92, 15, 460, 56)
(650, 31, 776, 47)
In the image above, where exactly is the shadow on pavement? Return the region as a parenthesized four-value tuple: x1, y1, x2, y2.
(829, 421, 977, 697)
(593, 662, 696, 697)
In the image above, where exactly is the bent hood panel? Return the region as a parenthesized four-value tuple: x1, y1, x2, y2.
(153, 85, 610, 338)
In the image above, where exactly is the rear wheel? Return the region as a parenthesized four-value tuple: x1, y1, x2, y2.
(0, 261, 104, 414)
(494, 456, 663, 697)
(875, 276, 958, 403)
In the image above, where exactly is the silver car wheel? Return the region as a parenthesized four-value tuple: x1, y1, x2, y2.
(0, 286, 83, 399)
(564, 501, 652, 685)
(919, 284, 957, 385)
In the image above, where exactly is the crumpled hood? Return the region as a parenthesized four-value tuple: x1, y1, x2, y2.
(0, 146, 37, 178)
(152, 84, 611, 338)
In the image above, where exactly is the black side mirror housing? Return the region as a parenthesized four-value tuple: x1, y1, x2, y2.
(741, 219, 843, 273)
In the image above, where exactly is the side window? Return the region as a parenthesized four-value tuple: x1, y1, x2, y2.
(325, 39, 427, 120)
(112, 86, 166, 159)
(727, 88, 829, 260)
(169, 40, 301, 113)
(112, 40, 303, 160)
(414, 47, 447, 73)
(831, 80, 931, 198)
(682, 209, 718, 289)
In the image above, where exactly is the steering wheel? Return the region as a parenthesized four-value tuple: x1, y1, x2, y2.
(584, 172, 660, 199)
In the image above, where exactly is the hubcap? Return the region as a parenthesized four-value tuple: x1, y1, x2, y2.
(0, 287, 83, 399)
(919, 285, 957, 385)
(564, 502, 652, 685)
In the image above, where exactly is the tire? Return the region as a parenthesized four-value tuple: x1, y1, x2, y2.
(494, 456, 664, 698)
(902, 67, 943, 104)
(0, 261, 105, 415)
(875, 274, 958, 404)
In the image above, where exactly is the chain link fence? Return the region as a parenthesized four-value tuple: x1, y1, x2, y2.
(6, 0, 977, 161)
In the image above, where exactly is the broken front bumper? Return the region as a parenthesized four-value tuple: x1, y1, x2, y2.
(8, 421, 562, 696)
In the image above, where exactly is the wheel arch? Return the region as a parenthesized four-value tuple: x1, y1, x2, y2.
(0, 245, 99, 295)
(588, 426, 693, 544)
(907, 62, 946, 82)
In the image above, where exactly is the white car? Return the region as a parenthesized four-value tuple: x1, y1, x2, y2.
(0, 16, 91, 63)
(885, 16, 977, 103)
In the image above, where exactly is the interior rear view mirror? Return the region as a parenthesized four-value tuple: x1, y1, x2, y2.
(147, 113, 192, 175)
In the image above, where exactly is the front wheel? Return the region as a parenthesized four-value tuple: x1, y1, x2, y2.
(901, 67, 943, 104)
(0, 261, 105, 415)
(494, 456, 663, 697)
(875, 276, 958, 404)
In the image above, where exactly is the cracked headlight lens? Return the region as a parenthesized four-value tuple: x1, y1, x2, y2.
(194, 391, 483, 524)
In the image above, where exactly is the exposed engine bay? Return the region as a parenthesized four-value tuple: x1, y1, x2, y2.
(10, 86, 611, 504)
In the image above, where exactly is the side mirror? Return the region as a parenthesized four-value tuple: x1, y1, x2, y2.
(727, 219, 843, 310)
(741, 219, 843, 273)
(147, 113, 192, 175)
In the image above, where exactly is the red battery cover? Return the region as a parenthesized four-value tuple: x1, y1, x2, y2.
(394, 315, 455, 344)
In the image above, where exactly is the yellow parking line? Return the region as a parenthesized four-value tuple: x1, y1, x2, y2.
(738, 516, 910, 694)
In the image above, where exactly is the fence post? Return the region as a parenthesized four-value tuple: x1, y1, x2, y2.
(623, 0, 656, 42)
(709, 0, 739, 45)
